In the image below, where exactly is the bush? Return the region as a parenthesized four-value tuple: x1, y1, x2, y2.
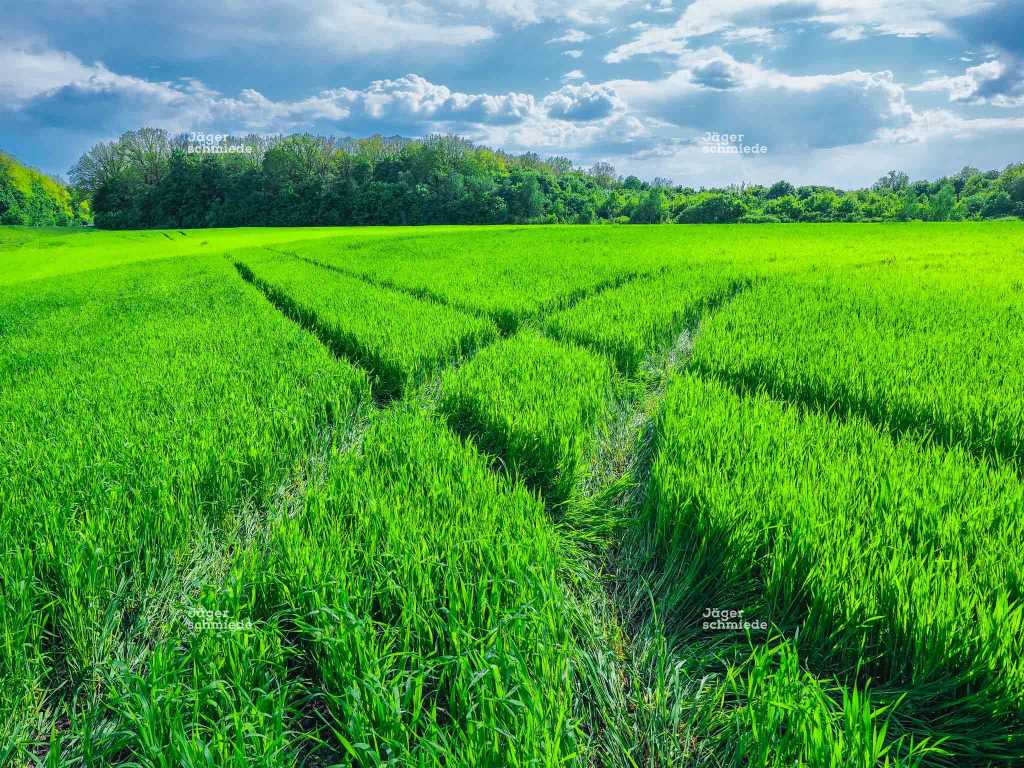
(675, 194, 747, 224)
(739, 213, 782, 224)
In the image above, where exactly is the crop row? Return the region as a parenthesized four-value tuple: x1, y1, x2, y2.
(423, 307, 941, 765)
(691, 276, 1024, 468)
(637, 372, 1024, 762)
(439, 331, 616, 504)
(0, 254, 369, 756)
(72, 407, 583, 764)
(545, 265, 748, 375)
(286, 228, 667, 332)
(234, 248, 498, 399)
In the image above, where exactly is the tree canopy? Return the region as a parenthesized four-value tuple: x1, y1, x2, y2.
(0, 152, 90, 226)
(55, 129, 1024, 228)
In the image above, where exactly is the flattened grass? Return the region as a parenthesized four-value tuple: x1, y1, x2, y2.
(546, 265, 748, 375)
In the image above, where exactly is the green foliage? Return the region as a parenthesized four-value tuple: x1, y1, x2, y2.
(263, 406, 582, 764)
(291, 227, 654, 333)
(691, 276, 1024, 467)
(70, 128, 1024, 228)
(0, 152, 86, 226)
(4, 222, 1024, 765)
(719, 641, 939, 767)
(99, 407, 582, 765)
(0, 225, 381, 287)
(674, 192, 748, 223)
(234, 248, 497, 399)
(545, 265, 747, 375)
(440, 331, 614, 502)
(630, 189, 669, 224)
(0, 253, 369, 756)
(639, 372, 1024, 759)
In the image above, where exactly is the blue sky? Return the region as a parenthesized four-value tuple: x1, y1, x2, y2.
(2, 0, 1023, 187)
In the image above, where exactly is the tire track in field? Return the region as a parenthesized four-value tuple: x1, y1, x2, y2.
(271, 245, 654, 337)
(420, 279, 752, 766)
(554, 279, 937, 767)
(561, 307, 733, 768)
(233, 260, 398, 405)
(692, 362, 1024, 477)
(236, 244, 760, 763)
(598, 283, 975, 767)
(233, 256, 512, 409)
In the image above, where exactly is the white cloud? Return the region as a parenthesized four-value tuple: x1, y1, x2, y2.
(481, 111, 651, 157)
(720, 26, 776, 45)
(2, 50, 541, 134)
(827, 25, 866, 41)
(621, 120, 1024, 189)
(548, 28, 592, 44)
(336, 74, 537, 125)
(0, 46, 100, 101)
(472, 0, 636, 24)
(562, 69, 586, 80)
(912, 58, 1024, 107)
(646, 0, 674, 13)
(565, 49, 585, 58)
(4, 1, 497, 61)
(543, 81, 625, 120)
(608, 47, 912, 150)
(877, 108, 1024, 144)
(3, 49, 655, 162)
(301, 1, 496, 53)
(606, 0, 983, 62)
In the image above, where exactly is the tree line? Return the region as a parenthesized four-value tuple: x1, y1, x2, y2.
(50, 128, 1024, 227)
(0, 152, 91, 226)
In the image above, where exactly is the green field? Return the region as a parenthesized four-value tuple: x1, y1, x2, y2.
(2, 222, 1023, 766)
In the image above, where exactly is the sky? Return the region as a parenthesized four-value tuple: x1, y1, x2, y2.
(2, 0, 1024, 188)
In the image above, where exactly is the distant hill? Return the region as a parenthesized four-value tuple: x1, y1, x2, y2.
(0, 151, 90, 226)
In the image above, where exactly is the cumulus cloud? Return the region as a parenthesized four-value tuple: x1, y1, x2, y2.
(688, 58, 744, 89)
(543, 82, 624, 121)
(562, 69, 586, 80)
(938, 3, 1024, 107)
(1, 50, 542, 137)
(484, 111, 654, 158)
(0, 46, 100, 102)
(2, 47, 655, 169)
(338, 74, 538, 126)
(827, 25, 866, 41)
(565, 49, 584, 58)
(912, 58, 1024, 107)
(610, 47, 912, 151)
(876, 108, 1024, 145)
